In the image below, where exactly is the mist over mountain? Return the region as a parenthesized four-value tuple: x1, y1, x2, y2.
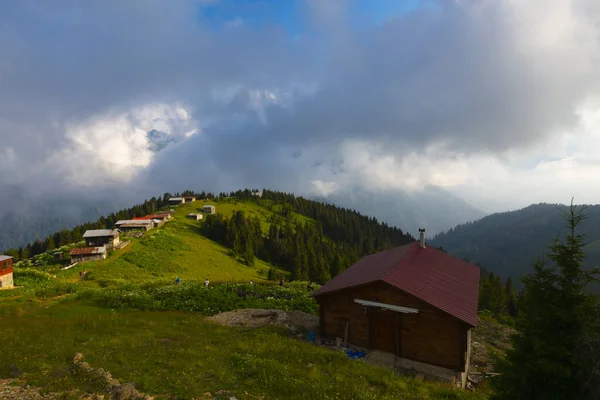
(315, 185, 485, 237)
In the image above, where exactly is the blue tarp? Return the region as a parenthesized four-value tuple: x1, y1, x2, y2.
(345, 350, 366, 360)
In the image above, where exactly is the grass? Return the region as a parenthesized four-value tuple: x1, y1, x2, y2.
(0, 300, 491, 400)
(35, 199, 291, 288)
(0, 198, 494, 399)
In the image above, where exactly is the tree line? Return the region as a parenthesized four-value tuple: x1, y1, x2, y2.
(202, 202, 415, 284)
(2, 192, 208, 261)
(492, 202, 600, 400)
(478, 272, 519, 320)
(4, 188, 414, 272)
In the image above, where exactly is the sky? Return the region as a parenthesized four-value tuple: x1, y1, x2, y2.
(2, 0, 600, 220)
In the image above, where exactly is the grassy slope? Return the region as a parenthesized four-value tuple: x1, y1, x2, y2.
(0, 198, 493, 399)
(57, 199, 284, 286)
(0, 300, 490, 400)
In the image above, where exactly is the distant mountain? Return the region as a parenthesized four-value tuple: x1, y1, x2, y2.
(0, 198, 117, 252)
(315, 185, 486, 236)
(430, 203, 600, 290)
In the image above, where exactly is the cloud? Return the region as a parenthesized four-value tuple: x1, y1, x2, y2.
(1, 0, 600, 226)
(50, 103, 199, 187)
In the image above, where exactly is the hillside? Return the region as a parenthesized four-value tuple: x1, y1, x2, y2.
(315, 185, 486, 236)
(58, 199, 283, 285)
(0, 193, 492, 399)
(430, 203, 600, 289)
(0, 184, 481, 252)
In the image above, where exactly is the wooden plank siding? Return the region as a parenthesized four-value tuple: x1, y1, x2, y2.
(316, 281, 470, 372)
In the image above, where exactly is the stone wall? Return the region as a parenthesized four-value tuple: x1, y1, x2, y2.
(0, 272, 14, 290)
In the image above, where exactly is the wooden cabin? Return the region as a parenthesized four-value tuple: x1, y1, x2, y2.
(114, 220, 154, 232)
(0, 255, 14, 289)
(183, 196, 196, 203)
(132, 215, 167, 227)
(69, 246, 107, 262)
(203, 205, 216, 215)
(312, 230, 480, 388)
(167, 197, 185, 205)
(82, 229, 120, 250)
(186, 213, 203, 221)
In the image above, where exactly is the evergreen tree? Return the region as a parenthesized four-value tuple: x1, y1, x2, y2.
(492, 201, 600, 400)
(505, 277, 518, 317)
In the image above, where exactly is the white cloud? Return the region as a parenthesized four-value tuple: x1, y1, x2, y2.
(51, 103, 198, 186)
(307, 95, 600, 213)
(4, 0, 600, 225)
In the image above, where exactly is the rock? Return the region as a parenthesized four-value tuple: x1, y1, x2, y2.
(74, 353, 85, 364)
(107, 382, 143, 400)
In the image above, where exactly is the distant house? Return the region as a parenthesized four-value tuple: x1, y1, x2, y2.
(311, 229, 480, 388)
(154, 210, 174, 219)
(203, 205, 216, 215)
(147, 214, 169, 222)
(115, 220, 154, 232)
(0, 255, 14, 290)
(252, 191, 263, 198)
(183, 196, 196, 203)
(186, 213, 203, 221)
(167, 197, 185, 205)
(69, 246, 107, 262)
(132, 215, 167, 227)
(83, 229, 120, 250)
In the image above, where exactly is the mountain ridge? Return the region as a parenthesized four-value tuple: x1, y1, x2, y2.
(431, 202, 600, 290)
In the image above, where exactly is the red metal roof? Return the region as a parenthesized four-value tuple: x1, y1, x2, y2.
(312, 242, 480, 327)
(133, 215, 167, 220)
(69, 247, 105, 256)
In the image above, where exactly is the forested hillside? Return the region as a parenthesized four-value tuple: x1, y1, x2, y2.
(4, 189, 415, 284)
(431, 203, 600, 289)
(201, 190, 414, 283)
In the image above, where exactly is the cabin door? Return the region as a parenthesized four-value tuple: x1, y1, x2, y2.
(369, 308, 397, 354)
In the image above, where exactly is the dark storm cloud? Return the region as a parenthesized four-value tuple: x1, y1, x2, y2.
(1, 0, 600, 209)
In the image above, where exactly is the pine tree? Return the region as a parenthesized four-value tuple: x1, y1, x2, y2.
(492, 201, 600, 400)
(505, 277, 518, 317)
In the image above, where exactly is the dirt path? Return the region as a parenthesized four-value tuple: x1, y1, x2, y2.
(206, 308, 319, 332)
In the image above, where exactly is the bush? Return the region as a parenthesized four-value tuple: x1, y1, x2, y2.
(77, 281, 320, 316)
(13, 268, 53, 284)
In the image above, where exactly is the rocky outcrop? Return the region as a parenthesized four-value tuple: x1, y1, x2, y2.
(73, 353, 154, 400)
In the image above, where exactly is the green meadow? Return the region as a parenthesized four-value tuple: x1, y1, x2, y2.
(0, 199, 492, 399)
(0, 299, 490, 400)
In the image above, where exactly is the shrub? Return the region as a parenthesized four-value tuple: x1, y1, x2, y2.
(13, 268, 53, 284)
(77, 281, 319, 316)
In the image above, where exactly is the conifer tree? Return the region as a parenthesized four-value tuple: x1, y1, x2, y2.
(505, 277, 518, 317)
(492, 201, 600, 400)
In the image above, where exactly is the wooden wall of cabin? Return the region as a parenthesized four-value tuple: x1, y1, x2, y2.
(316, 281, 469, 371)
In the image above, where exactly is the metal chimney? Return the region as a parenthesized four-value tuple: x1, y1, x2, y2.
(418, 228, 426, 248)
